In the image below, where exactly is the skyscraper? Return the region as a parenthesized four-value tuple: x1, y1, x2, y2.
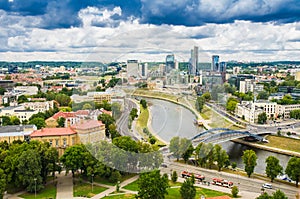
(189, 46, 199, 75)
(127, 60, 139, 78)
(211, 55, 219, 71)
(165, 54, 175, 73)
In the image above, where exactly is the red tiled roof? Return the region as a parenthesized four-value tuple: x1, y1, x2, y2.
(71, 120, 104, 130)
(206, 196, 232, 199)
(30, 127, 76, 137)
(52, 111, 76, 120)
(75, 110, 89, 115)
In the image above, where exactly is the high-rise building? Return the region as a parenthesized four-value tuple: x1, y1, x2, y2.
(140, 63, 148, 78)
(211, 55, 219, 71)
(219, 61, 227, 83)
(165, 54, 175, 73)
(127, 60, 139, 78)
(189, 46, 199, 75)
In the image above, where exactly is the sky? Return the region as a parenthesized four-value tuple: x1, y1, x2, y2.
(0, 0, 300, 62)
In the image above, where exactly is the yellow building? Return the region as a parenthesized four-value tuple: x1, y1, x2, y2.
(0, 125, 37, 143)
(295, 71, 300, 81)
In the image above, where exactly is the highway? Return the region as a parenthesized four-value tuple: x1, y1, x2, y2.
(160, 159, 300, 199)
(116, 98, 141, 140)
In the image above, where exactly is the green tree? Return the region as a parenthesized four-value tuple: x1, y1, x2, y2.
(180, 178, 196, 199)
(285, 157, 300, 187)
(60, 144, 86, 176)
(10, 116, 21, 125)
(256, 192, 270, 199)
(272, 190, 288, 199)
(231, 186, 239, 198)
(265, 156, 283, 182)
(111, 102, 122, 120)
(182, 144, 194, 163)
(98, 113, 115, 137)
(140, 99, 147, 109)
(169, 136, 180, 161)
(137, 170, 169, 199)
(0, 169, 6, 199)
(0, 116, 12, 126)
(258, 112, 267, 124)
(214, 144, 229, 171)
(129, 108, 138, 120)
(17, 95, 29, 104)
(109, 170, 121, 183)
(202, 92, 211, 102)
(171, 171, 178, 183)
(195, 96, 205, 113)
(82, 103, 93, 110)
(0, 87, 6, 95)
(29, 117, 46, 129)
(55, 93, 71, 106)
(17, 149, 44, 192)
(226, 97, 239, 113)
(257, 91, 270, 100)
(242, 150, 257, 177)
(112, 136, 138, 152)
(108, 124, 121, 140)
(57, 117, 66, 127)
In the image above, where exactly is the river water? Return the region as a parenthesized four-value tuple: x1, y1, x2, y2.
(148, 98, 292, 174)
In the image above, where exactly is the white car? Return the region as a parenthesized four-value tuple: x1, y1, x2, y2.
(262, 183, 272, 189)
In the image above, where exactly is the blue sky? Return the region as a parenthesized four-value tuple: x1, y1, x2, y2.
(0, 0, 300, 62)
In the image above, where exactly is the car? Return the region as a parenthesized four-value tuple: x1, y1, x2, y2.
(262, 183, 272, 189)
(160, 163, 168, 168)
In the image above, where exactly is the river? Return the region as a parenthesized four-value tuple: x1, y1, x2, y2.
(148, 98, 292, 174)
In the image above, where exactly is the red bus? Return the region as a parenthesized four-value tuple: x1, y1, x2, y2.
(212, 178, 233, 188)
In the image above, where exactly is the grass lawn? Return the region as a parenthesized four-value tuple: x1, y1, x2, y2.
(19, 184, 56, 199)
(73, 182, 108, 198)
(200, 106, 212, 120)
(103, 193, 136, 198)
(136, 105, 149, 135)
(122, 180, 139, 191)
(93, 173, 136, 186)
(260, 135, 300, 153)
(166, 187, 231, 199)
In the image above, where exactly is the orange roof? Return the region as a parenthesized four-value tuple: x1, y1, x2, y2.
(52, 111, 76, 120)
(207, 196, 232, 199)
(71, 120, 104, 130)
(75, 110, 89, 115)
(31, 127, 76, 137)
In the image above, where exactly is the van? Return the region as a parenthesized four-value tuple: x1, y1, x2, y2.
(262, 183, 272, 189)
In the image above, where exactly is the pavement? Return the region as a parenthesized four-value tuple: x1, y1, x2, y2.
(56, 172, 73, 199)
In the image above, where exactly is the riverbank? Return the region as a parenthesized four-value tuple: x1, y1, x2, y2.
(232, 139, 300, 158)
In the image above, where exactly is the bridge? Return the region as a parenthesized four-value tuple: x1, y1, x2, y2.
(190, 128, 266, 144)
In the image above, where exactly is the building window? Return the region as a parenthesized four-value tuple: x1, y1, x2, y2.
(49, 139, 53, 146)
(63, 138, 67, 147)
(55, 139, 59, 147)
(72, 137, 75, 145)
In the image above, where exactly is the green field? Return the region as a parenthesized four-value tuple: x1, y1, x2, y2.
(122, 180, 139, 191)
(166, 187, 231, 199)
(73, 182, 108, 198)
(136, 105, 149, 136)
(92, 173, 136, 186)
(260, 135, 300, 153)
(19, 184, 56, 199)
(103, 193, 135, 198)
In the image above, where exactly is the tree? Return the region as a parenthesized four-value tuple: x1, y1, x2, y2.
(242, 150, 257, 177)
(55, 93, 71, 106)
(285, 157, 300, 187)
(272, 190, 288, 199)
(195, 96, 205, 113)
(231, 186, 239, 198)
(202, 92, 211, 102)
(0, 87, 6, 95)
(98, 113, 115, 137)
(180, 178, 196, 199)
(171, 171, 178, 183)
(111, 102, 122, 120)
(129, 108, 138, 120)
(258, 112, 267, 124)
(57, 117, 66, 127)
(256, 192, 270, 199)
(17, 95, 29, 104)
(257, 91, 270, 100)
(0, 116, 12, 126)
(213, 144, 229, 171)
(182, 144, 194, 163)
(169, 137, 180, 161)
(137, 170, 169, 199)
(17, 149, 44, 192)
(29, 117, 46, 129)
(0, 169, 6, 199)
(82, 103, 93, 110)
(10, 116, 21, 125)
(226, 97, 239, 113)
(140, 99, 147, 109)
(265, 156, 283, 182)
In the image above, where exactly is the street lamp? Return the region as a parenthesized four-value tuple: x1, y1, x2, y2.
(34, 178, 37, 199)
(91, 174, 94, 193)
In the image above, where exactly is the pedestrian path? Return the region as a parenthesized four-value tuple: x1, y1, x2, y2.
(56, 172, 73, 199)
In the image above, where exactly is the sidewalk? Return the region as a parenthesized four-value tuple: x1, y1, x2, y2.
(56, 172, 73, 199)
(91, 175, 139, 199)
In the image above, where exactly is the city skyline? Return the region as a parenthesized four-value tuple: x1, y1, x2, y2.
(0, 0, 300, 62)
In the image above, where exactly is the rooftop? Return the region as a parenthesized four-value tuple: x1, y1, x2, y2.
(0, 125, 36, 133)
(30, 127, 76, 137)
(72, 120, 104, 130)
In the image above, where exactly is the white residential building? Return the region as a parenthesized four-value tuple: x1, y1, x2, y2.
(278, 104, 300, 119)
(22, 100, 54, 112)
(0, 106, 38, 122)
(14, 86, 39, 96)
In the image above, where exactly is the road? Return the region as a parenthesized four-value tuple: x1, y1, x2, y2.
(116, 98, 141, 140)
(161, 160, 300, 199)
